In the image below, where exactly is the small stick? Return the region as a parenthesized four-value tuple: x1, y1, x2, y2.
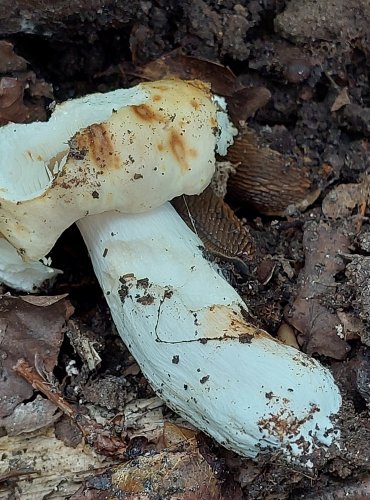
(14, 358, 77, 421)
(0, 469, 40, 483)
(356, 199, 367, 233)
(13, 358, 126, 457)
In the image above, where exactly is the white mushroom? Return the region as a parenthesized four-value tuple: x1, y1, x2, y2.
(0, 79, 342, 464)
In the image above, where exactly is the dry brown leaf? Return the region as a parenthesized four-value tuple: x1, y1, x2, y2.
(138, 48, 237, 96)
(322, 180, 370, 219)
(20, 293, 69, 307)
(227, 130, 320, 216)
(331, 87, 351, 112)
(0, 41, 53, 125)
(284, 221, 350, 359)
(138, 50, 270, 124)
(0, 76, 28, 123)
(0, 395, 60, 436)
(0, 40, 28, 73)
(227, 86, 271, 124)
(172, 186, 255, 271)
(0, 295, 72, 418)
(162, 421, 197, 448)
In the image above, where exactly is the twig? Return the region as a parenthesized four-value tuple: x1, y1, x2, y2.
(13, 358, 126, 457)
(0, 469, 40, 484)
(356, 199, 367, 234)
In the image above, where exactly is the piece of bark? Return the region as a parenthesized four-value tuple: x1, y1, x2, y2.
(284, 221, 351, 359)
(0, 427, 113, 499)
(172, 186, 255, 272)
(227, 129, 320, 216)
(71, 424, 223, 500)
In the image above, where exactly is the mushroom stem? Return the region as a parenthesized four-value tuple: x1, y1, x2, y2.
(77, 203, 341, 464)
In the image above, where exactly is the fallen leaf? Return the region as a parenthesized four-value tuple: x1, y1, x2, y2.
(322, 180, 370, 219)
(20, 293, 69, 307)
(138, 48, 237, 96)
(227, 86, 271, 124)
(331, 87, 351, 112)
(284, 221, 351, 359)
(0, 395, 60, 436)
(276, 322, 299, 349)
(0, 295, 72, 418)
(0, 40, 27, 73)
(162, 421, 197, 448)
(0, 76, 28, 123)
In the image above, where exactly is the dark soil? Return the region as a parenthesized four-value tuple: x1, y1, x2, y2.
(1, 1, 370, 498)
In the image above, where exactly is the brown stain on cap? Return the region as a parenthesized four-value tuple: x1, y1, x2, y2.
(74, 122, 121, 171)
(131, 103, 164, 123)
(169, 129, 190, 173)
(191, 98, 201, 110)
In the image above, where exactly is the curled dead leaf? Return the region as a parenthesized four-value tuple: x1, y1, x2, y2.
(138, 49, 237, 96)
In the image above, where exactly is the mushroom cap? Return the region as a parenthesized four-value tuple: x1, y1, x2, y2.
(0, 79, 236, 261)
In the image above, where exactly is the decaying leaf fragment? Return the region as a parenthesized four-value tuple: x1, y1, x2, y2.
(284, 221, 351, 359)
(138, 49, 271, 124)
(71, 422, 223, 500)
(138, 49, 238, 96)
(0, 294, 71, 420)
(0, 40, 53, 126)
